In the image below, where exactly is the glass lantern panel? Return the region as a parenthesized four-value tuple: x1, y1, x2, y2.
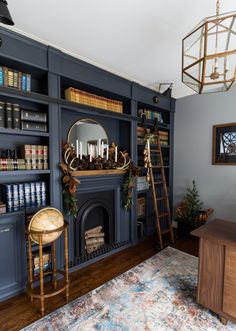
(202, 82, 229, 93)
(182, 73, 200, 92)
(204, 54, 236, 84)
(183, 25, 205, 68)
(184, 59, 203, 83)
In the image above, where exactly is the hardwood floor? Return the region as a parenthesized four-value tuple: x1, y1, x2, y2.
(0, 234, 198, 331)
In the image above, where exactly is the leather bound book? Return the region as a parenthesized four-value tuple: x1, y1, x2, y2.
(5, 103, 13, 129)
(0, 101, 5, 128)
(12, 104, 21, 129)
(21, 109, 47, 123)
(21, 121, 47, 132)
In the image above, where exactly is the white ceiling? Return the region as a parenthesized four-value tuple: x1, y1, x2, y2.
(4, 0, 236, 98)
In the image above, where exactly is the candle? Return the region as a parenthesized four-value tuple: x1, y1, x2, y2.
(98, 138, 101, 156)
(115, 145, 118, 162)
(80, 141, 82, 160)
(106, 146, 109, 160)
(76, 139, 79, 158)
(147, 139, 151, 162)
(101, 141, 104, 158)
(89, 145, 92, 162)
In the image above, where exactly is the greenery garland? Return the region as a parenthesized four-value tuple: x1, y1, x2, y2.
(122, 162, 139, 211)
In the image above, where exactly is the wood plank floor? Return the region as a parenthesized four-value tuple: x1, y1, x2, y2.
(0, 234, 198, 331)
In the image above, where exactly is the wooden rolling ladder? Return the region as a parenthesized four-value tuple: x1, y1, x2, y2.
(144, 120, 174, 249)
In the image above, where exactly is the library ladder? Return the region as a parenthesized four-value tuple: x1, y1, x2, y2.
(144, 122, 174, 249)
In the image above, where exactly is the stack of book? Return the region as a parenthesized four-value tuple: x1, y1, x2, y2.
(0, 181, 47, 212)
(137, 176, 149, 192)
(138, 108, 163, 122)
(21, 145, 49, 170)
(33, 252, 51, 276)
(159, 130, 169, 146)
(137, 196, 146, 217)
(0, 158, 26, 171)
(0, 66, 31, 91)
(21, 109, 47, 132)
(137, 126, 150, 144)
(85, 226, 105, 254)
(0, 101, 47, 132)
(65, 87, 123, 113)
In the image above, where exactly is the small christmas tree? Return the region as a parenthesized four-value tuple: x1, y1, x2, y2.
(176, 180, 203, 225)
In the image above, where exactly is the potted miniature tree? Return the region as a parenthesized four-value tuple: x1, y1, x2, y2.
(176, 180, 213, 237)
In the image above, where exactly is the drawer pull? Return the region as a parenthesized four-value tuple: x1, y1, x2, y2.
(0, 228, 10, 233)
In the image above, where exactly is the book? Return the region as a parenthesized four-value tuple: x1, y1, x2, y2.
(21, 121, 47, 132)
(0, 66, 3, 86)
(5, 103, 12, 128)
(24, 183, 31, 207)
(12, 184, 19, 211)
(43, 145, 48, 170)
(12, 104, 21, 129)
(13, 70, 18, 88)
(0, 101, 5, 128)
(31, 145, 37, 170)
(21, 73, 27, 91)
(1, 184, 13, 212)
(7, 69, 14, 88)
(26, 74, 31, 92)
(21, 110, 47, 123)
(21, 144, 32, 170)
(3, 67, 8, 87)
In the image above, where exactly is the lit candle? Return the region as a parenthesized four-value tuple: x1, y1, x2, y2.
(147, 139, 151, 162)
(89, 145, 92, 162)
(115, 145, 118, 162)
(106, 146, 109, 161)
(80, 141, 82, 160)
(101, 141, 104, 158)
(76, 139, 79, 158)
(98, 138, 101, 156)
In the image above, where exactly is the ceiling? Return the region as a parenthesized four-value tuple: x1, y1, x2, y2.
(4, 0, 236, 98)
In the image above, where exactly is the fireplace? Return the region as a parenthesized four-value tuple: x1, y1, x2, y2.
(75, 191, 114, 258)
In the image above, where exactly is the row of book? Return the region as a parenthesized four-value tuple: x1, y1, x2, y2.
(0, 66, 31, 91)
(0, 101, 47, 132)
(0, 159, 26, 171)
(22, 145, 49, 170)
(0, 181, 47, 212)
(65, 87, 123, 113)
(137, 196, 146, 217)
(138, 108, 163, 122)
(159, 131, 169, 146)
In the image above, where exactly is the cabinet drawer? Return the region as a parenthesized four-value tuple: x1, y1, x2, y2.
(223, 246, 236, 318)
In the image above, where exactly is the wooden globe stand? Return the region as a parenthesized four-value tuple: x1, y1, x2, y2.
(26, 221, 69, 316)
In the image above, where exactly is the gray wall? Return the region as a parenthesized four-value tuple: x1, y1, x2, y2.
(174, 86, 236, 222)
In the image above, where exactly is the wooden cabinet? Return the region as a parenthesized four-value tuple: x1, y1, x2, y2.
(0, 213, 26, 300)
(192, 219, 236, 324)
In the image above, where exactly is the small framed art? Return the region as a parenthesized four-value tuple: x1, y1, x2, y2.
(213, 123, 236, 165)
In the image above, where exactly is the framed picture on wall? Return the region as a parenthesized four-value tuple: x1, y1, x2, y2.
(213, 123, 236, 165)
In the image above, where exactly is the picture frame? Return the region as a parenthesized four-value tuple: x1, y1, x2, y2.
(213, 123, 236, 165)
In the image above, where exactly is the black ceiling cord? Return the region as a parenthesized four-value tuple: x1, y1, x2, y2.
(0, 0, 14, 26)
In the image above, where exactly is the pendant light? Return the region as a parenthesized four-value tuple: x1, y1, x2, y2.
(0, 0, 14, 25)
(182, 0, 236, 94)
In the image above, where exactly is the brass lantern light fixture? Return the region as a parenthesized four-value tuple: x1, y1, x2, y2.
(182, 0, 236, 94)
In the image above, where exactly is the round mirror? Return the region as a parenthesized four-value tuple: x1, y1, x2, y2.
(67, 119, 108, 158)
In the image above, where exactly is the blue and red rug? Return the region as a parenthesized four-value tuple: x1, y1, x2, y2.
(23, 247, 236, 330)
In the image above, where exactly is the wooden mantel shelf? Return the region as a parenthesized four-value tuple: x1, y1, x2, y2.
(71, 169, 127, 177)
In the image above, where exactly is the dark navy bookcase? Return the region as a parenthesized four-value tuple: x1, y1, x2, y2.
(0, 26, 175, 301)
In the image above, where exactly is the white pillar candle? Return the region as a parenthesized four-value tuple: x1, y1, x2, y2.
(89, 144, 92, 162)
(147, 139, 151, 162)
(115, 145, 118, 162)
(76, 139, 79, 158)
(106, 146, 109, 161)
(101, 142, 104, 158)
(80, 141, 82, 160)
(98, 138, 101, 156)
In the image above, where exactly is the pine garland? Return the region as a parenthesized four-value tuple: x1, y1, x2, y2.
(122, 162, 139, 211)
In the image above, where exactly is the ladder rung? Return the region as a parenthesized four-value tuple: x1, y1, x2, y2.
(154, 180, 163, 185)
(158, 212, 169, 218)
(161, 229, 172, 235)
(156, 196, 168, 201)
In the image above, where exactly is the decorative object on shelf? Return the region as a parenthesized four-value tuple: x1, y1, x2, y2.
(0, 0, 14, 25)
(65, 87, 123, 113)
(182, 0, 236, 94)
(26, 208, 69, 316)
(176, 180, 214, 234)
(28, 207, 64, 244)
(213, 122, 236, 165)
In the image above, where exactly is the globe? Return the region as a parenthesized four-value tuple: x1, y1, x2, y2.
(28, 207, 64, 244)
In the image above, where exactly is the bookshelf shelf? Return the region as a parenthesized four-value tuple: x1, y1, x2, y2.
(0, 210, 25, 218)
(0, 128, 49, 137)
(0, 170, 51, 176)
(0, 86, 49, 105)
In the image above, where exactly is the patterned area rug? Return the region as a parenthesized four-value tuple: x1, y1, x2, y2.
(23, 247, 236, 331)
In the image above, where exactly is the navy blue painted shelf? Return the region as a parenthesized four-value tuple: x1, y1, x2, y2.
(0, 170, 51, 176)
(0, 128, 49, 137)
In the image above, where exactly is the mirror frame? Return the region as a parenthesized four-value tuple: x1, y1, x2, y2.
(67, 118, 109, 155)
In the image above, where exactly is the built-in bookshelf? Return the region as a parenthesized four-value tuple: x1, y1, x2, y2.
(0, 26, 175, 301)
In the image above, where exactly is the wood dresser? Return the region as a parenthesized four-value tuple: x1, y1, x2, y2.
(192, 219, 236, 325)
